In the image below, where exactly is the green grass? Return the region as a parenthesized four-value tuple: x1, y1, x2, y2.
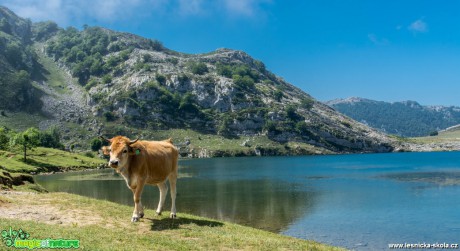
(34, 44, 70, 95)
(0, 147, 105, 191)
(0, 192, 343, 251)
(0, 112, 46, 132)
(0, 147, 106, 173)
(409, 129, 460, 144)
(137, 129, 332, 157)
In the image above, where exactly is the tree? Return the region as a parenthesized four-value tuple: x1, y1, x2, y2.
(10, 128, 40, 162)
(0, 127, 11, 150)
(39, 126, 62, 149)
(90, 138, 103, 151)
(429, 131, 439, 136)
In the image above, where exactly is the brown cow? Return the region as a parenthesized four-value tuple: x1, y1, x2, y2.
(101, 135, 178, 222)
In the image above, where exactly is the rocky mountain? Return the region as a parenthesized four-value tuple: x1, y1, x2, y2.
(0, 6, 43, 112)
(0, 6, 395, 156)
(327, 97, 460, 137)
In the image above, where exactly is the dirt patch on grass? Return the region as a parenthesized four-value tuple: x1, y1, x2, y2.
(0, 191, 102, 226)
(0, 195, 11, 204)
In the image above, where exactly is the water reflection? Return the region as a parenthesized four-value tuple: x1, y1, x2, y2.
(381, 171, 460, 186)
(36, 169, 317, 232)
(178, 177, 316, 232)
(34, 152, 460, 250)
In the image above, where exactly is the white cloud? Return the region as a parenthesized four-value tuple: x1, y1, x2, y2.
(178, 0, 204, 16)
(0, 0, 271, 26)
(0, 0, 166, 26)
(408, 19, 428, 33)
(222, 0, 272, 17)
(368, 33, 389, 46)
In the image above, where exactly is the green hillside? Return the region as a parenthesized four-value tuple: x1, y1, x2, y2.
(0, 6, 43, 112)
(327, 98, 460, 137)
(0, 6, 395, 156)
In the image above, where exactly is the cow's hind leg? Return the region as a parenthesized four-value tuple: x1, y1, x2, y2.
(168, 172, 177, 218)
(156, 182, 168, 216)
(131, 184, 145, 222)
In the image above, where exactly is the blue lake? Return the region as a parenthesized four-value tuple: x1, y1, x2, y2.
(36, 151, 460, 250)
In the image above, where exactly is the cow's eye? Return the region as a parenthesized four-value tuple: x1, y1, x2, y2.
(123, 149, 128, 153)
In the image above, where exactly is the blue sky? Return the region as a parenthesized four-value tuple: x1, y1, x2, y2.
(2, 0, 460, 106)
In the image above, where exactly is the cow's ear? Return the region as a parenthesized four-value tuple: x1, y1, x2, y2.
(102, 146, 110, 156)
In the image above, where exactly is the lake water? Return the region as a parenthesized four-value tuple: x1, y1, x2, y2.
(35, 152, 460, 250)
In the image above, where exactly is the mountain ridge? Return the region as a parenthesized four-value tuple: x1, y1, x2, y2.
(327, 97, 460, 137)
(0, 6, 395, 155)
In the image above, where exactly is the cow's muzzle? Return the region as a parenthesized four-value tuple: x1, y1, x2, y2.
(109, 160, 119, 167)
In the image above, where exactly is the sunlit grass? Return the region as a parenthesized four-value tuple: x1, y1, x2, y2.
(0, 192, 343, 251)
(410, 129, 460, 144)
(0, 147, 105, 173)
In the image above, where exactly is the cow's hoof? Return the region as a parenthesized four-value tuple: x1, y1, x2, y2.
(156, 211, 162, 216)
(139, 212, 144, 218)
(170, 213, 177, 219)
(131, 217, 140, 222)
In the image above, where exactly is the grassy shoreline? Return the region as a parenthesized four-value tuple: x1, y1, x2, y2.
(0, 147, 344, 250)
(0, 191, 343, 250)
(0, 147, 106, 191)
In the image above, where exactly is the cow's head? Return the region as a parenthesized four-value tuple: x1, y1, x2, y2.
(100, 136, 139, 170)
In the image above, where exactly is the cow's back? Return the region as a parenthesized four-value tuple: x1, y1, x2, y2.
(133, 140, 178, 184)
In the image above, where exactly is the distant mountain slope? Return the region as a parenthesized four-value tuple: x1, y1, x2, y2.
(0, 6, 43, 112)
(0, 6, 395, 155)
(327, 97, 460, 137)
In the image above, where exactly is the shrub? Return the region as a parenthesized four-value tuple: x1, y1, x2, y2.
(39, 127, 63, 149)
(156, 74, 167, 85)
(179, 92, 198, 112)
(166, 57, 179, 65)
(273, 90, 283, 102)
(84, 151, 95, 158)
(102, 74, 112, 84)
(295, 121, 308, 134)
(216, 63, 233, 78)
(178, 74, 189, 83)
(233, 75, 255, 90)
(85, 78, 99, 91)
(0, 127, 11, 150)
(90, 138, 103, 151)
(103, 111, 116, 122)
(286, 105, 300, 121)
(264, 121, 278, 133)
(188, 62, 208, 75)
(142, 54, 152, 63)
(300, 98, 314, 110)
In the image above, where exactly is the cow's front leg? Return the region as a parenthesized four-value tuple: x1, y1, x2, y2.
(168, 172, 177, 218)
(131, 183, 145, 222)
(156, 182, 168, 216)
